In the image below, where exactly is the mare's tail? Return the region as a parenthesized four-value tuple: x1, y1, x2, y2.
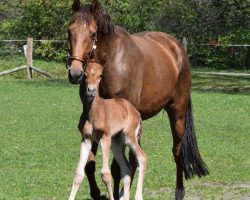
(182, 99, 209, 179)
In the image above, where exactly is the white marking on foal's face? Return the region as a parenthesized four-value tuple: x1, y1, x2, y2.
(91, 69, 95, 74)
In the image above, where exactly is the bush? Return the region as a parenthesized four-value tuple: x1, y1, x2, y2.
(34, 41, 67, 61)
(189, 30, 250, 70)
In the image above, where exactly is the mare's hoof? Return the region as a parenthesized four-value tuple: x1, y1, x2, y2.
(175, 188, 185, 200)
(95, 195, 108, 200)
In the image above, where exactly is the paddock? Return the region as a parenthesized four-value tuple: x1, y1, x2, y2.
(0, 78, 249, 199)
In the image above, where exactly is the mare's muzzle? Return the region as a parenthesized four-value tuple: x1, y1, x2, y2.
(66, 56, 85, 84)
(68, 68, 84, 84)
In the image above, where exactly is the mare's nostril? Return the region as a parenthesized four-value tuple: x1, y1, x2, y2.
(70, 69, 83, 77)
(68, 69, 83, 84)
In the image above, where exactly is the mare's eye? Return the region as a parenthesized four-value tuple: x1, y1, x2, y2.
(90, 32, 96, 38)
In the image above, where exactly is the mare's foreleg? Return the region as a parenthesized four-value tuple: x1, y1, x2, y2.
(69, 137, 92, 200)
(84, 141, 103, 200)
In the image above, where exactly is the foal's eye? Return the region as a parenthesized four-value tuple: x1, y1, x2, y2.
(99, 75, 103, 79)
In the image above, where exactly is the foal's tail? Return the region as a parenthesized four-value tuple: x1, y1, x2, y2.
(182, 99, 209, 179)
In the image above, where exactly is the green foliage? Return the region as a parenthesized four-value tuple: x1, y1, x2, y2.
(0, 0, 71, 39)
(189, 30, 250, 69)
(0, 0, 249, 68)
(34, 41, 67, 62)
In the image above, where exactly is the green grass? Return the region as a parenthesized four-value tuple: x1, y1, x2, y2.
(0, 56, 67, 79)
(0, 78, 249, 200)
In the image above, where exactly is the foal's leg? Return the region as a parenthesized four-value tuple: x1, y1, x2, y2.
(111, 135, 131, 200)
(118, 130, 142, 200)
(100, 134, 114, 200)
(69, 137, 92, 200)
(78, 115, 104, 200)
(129, 132, 142, 185)
(126, 127, 147, 200)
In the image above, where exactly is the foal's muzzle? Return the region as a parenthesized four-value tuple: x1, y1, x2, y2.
(86, 87, 97, 100)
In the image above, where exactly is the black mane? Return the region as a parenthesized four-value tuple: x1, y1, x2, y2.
(70, 3, 115, 39)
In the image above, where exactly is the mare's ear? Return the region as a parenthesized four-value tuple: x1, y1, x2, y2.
(72, 0, 80, 12)
(92, 0, 100, 18)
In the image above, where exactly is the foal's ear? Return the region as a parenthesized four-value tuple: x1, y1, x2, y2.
(72, 0, 80, 12)
(92, 0, 100, 18)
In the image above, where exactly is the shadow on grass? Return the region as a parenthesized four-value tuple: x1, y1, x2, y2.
(192, 74, 250, 93)
(1, 74, 249, 94)
(9, 78, 79, 88)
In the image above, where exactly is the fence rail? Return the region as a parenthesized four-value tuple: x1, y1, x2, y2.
(0, 38, 249, 79)
(0, 37, 55, 78)
(198, 44, 250, 47)
(0, 39, 66, 43)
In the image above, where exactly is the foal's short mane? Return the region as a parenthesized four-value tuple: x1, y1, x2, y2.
(70, 3, 115, 39)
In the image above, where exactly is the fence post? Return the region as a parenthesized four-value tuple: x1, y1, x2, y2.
(26, 37, 33, 79)
(182, 37, 188, 52)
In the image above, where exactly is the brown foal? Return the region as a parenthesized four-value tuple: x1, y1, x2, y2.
(69, 61, 147, 200)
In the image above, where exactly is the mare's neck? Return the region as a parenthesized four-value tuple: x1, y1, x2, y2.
(95, 36, 114, 62)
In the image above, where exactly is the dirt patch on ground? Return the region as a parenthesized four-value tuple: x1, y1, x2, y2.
(144, 181, 250, 199)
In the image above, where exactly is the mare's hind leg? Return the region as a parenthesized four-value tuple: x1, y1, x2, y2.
(165, 97, 189, 200)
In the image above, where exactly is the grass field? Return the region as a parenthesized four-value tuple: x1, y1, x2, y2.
(0, 59, 250, 199)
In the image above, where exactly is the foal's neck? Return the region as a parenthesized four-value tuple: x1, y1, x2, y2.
(89, 92, 102, 109)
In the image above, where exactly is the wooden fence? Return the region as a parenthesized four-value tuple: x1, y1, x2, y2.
(0, 37, 56, 78)
(0, 37, 249, 79)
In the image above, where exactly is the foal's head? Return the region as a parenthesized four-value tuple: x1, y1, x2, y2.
(85, 61, 103, 100)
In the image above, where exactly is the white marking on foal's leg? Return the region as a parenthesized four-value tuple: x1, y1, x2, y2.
(100, 136, 114, 200)
(126, 125, 147, 200)
(69, 139, 92, 200)
(135, 122, 141, 139)
(119, 189, 124, 200)
(175, 188, 185, 200)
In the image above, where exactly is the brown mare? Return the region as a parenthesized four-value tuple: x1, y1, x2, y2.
(69, 61, 147, 200)
(67, 0, 209, 199)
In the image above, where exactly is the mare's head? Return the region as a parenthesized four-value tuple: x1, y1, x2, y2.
(84, 61, 103, 100)
(67, 0, 114, 84)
